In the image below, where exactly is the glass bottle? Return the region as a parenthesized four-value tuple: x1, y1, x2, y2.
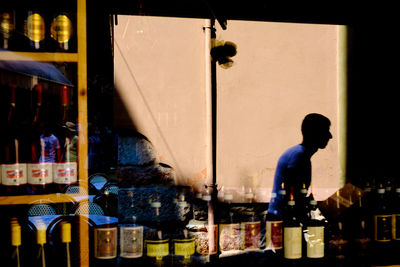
(304, 199, 325, 264)
(0, 10, 16, 50)
(145, 200, 170, 266)
(93, 216, 118, 266)
(283, 193, 303, 264)
(1, 84, 27, 195)
(23, 9, 47, 51)
(49, 10, 75, 52)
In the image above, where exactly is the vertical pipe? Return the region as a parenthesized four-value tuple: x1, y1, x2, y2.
(204, 19, 213, 187)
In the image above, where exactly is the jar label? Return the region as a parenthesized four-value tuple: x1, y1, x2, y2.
(1, 164, 27, 185)
(27, 163, 53, 185)
(306, 226, 324, 258)
(94, 227, 117, 259)
(25, 13, 45, 42)
(284, 226, 302, 259)
(120, 226, 143, 258)
(146, 240, 169, 260)
(219, 223, 241, 252)
(50, 15, 73, 43)
(393, 214, 400, 240)
(53, 162, 77, 184)
(241, 221, 261, 250)
(374, 215, 392, 242)
(173, 238, 195, 257)
(193, 225, 218, 255)
(266, 220, 283, 249)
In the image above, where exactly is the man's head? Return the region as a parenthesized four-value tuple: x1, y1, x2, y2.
(301, 113, 332, 149)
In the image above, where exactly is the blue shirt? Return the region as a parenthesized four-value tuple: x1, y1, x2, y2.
(268, 144, 312, 217)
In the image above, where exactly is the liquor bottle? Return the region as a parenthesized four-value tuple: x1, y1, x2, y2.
(371, 185, 393, 266)
(296, 183, 309, 223)
(304, 199, 325, 265)
(327, 220, 348, 266)
(23, 9, 47, 51)
(49, 10, 75, 52)
(1, 84, 27, 195)
(391, 186, 400, 265)
(283, 194, 303, 264)
(144, 200, 170, 266)
(172, 194, 195, 267)
(54, 86, 77, 193)
(93, 216, 118, 267)
(27, 84, 54, 195)
(192, 190, 205, 221)
(0, 9, 15, 50)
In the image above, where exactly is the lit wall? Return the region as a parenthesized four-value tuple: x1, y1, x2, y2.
(114, 15, 343, 201)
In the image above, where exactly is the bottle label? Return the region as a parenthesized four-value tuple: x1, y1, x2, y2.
(374, 215, 392, 242)
(241, 221, 261, 250)
(50, 15, 73, 43)
(1, 164, 27, 185)
(173, 238, 195, 257)
(392, 214, 400, 240)
(25, 13, 45, 42)
(193, 225, 218, 255)
(266, 220, 283, 249)
(94, 227, 117, 259)
(219, 223, 241, 252)
(53, 162, 77, 184)
(146, 239, 169, 259)
(120, 226, 144, 258)
(306, 226, 324, 258)
(27, 163, 53, 185)
(284, 226, 302, 259)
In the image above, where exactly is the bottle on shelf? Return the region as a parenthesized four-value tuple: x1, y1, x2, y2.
(93, 216, 118, 267)
(265, 182, 284, 253)
(27, 84, 54, 195)
(371, 185, 393, 266)
(0, 9, 16, 50)
(144, 199, 170, 266)
(1, 84, 27, 196)
(23, 9, 47, 51)
(327, 220, 348, 265)
(282, 188, 303, 264)
(119, 216, 144, 261)
(391, 186, 400, 265)
(304, 199, 325, 265)
(54, 86, 78, 193)
(172, 194, 195, 266)
(49, 10, 75, 52)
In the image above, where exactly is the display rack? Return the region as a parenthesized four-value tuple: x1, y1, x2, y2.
(0, 0, 88, 266)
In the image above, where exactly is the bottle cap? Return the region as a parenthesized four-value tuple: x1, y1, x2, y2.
(37, 223, 47, 244)
(11, 224, 21, 246)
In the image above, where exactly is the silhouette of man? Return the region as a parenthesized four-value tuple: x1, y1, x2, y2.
(267, 113, 332, 218)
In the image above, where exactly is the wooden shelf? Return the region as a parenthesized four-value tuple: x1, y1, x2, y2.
(0, 51, 78, 62)
(0, 193, 84, 205)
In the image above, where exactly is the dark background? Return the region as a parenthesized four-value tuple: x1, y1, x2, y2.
(86, 0, 400, 187)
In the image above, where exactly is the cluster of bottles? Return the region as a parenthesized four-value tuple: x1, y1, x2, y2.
(3, 215, 78, 267)
(0, 5, 76, 52)
(332, 179, 400, 267)
(264, 183, 326, 266)
(0, 83, 78, 196)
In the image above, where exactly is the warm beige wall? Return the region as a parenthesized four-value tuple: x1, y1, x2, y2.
(214, 20, 340, 201)
(114, 16, 342, 201)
